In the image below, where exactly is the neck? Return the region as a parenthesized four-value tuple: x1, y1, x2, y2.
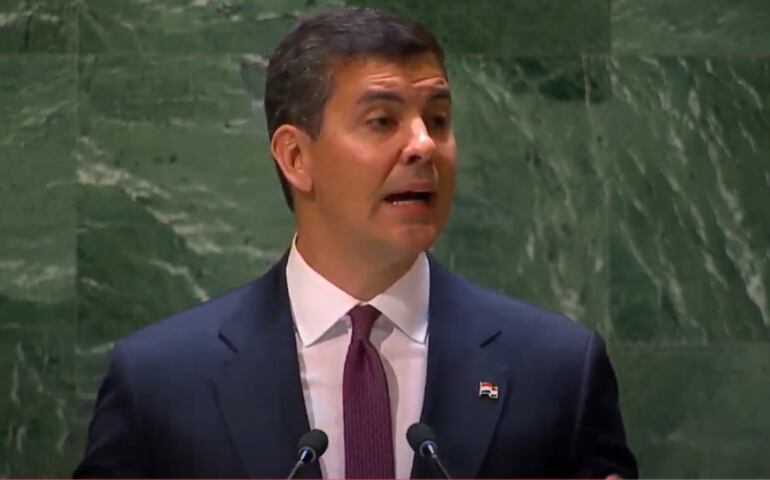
(294, 230, 419, 302)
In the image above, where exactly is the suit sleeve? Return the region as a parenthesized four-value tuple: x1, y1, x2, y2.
(571, 332, 639, 479)
(73, 343, 152, 478)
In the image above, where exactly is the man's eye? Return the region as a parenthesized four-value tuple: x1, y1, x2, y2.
(367, 116, 395, 130)
(428, 114, 450, 129)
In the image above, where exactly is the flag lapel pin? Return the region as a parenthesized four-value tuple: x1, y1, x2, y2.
(478, 381, 499, 399)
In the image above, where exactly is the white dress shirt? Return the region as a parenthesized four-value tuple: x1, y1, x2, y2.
(286, 239, 429, 479)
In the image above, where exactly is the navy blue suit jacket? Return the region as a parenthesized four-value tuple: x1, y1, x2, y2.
(74, 253, 638, 478)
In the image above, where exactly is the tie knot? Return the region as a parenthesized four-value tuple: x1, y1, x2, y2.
(348, 304, 380, 342)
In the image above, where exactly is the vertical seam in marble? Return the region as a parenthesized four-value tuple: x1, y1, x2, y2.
(581, 53, 613, 338)
(73, 0, 81, 434)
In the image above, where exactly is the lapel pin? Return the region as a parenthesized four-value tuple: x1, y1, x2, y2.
(478, 381, 499, 399)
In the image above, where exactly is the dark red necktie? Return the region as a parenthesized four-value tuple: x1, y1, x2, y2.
(343, 304, 395, 479)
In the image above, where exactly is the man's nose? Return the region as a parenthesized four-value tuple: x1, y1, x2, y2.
(401, 117, 436, 165)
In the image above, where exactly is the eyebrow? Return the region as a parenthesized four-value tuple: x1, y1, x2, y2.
(355, 86, 452, 106)
(356, 89, 405, 105)
(428, 86, 452, 102)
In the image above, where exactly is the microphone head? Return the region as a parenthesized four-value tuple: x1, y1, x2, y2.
(297, 429, 328, 463)
(406, 422, 438, 458)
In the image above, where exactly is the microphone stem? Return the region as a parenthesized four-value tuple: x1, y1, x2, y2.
(286, 460, 303, 480)
(430, 453, 451, 479)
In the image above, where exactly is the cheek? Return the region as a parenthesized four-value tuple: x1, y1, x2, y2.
(316, 152, 380, 209)
(437, 156, 457, 190)
(311, 133, 399, 209)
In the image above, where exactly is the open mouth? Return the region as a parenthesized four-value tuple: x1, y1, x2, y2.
(384, 191, 435, 205)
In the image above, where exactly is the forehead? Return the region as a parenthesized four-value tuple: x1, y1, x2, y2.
(327, 53, 449, 101)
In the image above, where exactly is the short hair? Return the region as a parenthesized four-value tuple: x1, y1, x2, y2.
(264, 7, 447, 211)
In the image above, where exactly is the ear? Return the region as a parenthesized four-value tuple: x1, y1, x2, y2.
(270, 124, 314, 195)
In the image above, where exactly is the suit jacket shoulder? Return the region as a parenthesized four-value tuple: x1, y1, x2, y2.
(114, 255, 286, 375)
(428, 256, 595, 362)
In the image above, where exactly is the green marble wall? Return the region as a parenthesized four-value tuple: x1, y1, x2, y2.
(1, 0, 768, 477)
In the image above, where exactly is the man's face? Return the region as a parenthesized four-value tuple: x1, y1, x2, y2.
(303, 53, 456, 259)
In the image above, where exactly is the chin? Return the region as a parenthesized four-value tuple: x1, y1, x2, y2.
(387, 225, 440, 256)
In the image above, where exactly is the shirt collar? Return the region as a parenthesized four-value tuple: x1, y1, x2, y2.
(286, 236, 430, 347)
(368, 254, 429, 345)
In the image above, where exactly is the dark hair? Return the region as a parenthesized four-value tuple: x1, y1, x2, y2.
(264, 7, 446, 211)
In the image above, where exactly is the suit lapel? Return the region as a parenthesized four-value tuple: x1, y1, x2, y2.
(212, 254, 321, 479)
(411, 256, 509, 479)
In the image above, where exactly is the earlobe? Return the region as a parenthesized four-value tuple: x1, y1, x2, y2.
(270, 125, 313, 194)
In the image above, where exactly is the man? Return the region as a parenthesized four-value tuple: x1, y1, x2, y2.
(75, 7, 638, 479)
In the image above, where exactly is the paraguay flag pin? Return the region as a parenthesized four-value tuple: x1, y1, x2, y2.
(478, 381, 499, 399)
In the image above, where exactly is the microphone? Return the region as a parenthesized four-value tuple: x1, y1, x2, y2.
(407, 423, 451, 479)
(287, 429, 328, 479)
